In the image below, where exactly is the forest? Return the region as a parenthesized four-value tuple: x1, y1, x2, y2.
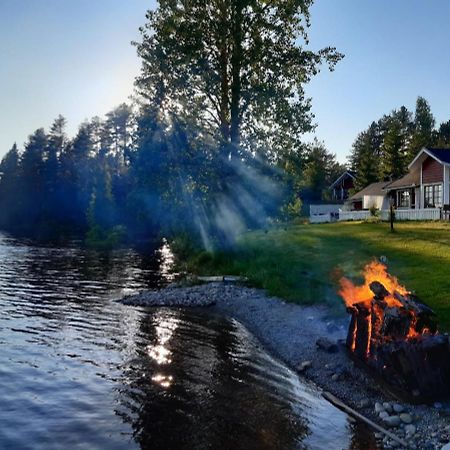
(0, 1, 344, 249)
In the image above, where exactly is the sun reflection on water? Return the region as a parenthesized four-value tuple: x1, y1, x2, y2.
(146, 311, 180, 389)
(158, 239, 176, 281)
(152, 373, 174, 388)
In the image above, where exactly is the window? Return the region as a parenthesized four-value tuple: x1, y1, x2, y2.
(424, 184, 442, 208)
(397, 190, 410, 208)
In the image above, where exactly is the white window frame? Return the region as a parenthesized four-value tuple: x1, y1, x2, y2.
(423, 183, 443, 208)
(396, 189, 411, 209)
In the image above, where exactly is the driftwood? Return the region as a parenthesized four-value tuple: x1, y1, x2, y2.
(195, 275, 248, 283)
(346, 281, 450, 402)
(322, 391, 408, 447)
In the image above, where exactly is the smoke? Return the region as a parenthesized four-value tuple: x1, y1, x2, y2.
(186, 154, 284, 250)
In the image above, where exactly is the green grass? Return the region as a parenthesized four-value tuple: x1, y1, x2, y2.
(184, 221, 450, 330)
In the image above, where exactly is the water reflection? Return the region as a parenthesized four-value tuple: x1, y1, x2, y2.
(146, 311, 179, 365)
(117, 308, 380, 450)
(0, 234, 379, 450)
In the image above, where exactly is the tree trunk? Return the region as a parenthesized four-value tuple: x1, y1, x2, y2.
(218, 0, 230, 146)
(230, 0, 244, 156)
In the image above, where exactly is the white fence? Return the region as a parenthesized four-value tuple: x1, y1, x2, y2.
(338, 208, 441, 222)
(338, 210, 370, 221)
(388, 208, 441, 221)
(309, 213, 332, 224)
(310, 204, 343, 216)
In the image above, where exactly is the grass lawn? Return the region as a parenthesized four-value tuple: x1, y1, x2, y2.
(184, 221, 450, 330)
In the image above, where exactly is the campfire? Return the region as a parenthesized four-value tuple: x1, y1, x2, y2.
(339, 261, 450, 402)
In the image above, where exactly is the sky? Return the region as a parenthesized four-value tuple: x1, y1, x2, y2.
(1, 0, 450, 163)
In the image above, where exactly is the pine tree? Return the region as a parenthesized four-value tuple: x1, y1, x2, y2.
(379, 118, 407, 180)
(407, 96, 435, 161)
(0, 143, 21, 227)
(435, 120, 450, 148)
(19, 128, 48, 232)
(350, 122, 382, 190)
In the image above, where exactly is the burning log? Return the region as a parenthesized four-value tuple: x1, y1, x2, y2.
(339, 261, 450, 402)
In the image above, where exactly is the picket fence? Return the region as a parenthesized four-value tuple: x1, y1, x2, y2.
(337, 208, 441, 222)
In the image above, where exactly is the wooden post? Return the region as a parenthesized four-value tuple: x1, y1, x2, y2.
(389, 199, 395, 232)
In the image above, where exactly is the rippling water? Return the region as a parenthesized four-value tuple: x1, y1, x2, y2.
(0, 234, 378, 449)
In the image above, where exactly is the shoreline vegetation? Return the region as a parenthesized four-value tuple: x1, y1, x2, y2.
(178, 220, 450, 331)
(121, 280, 450, 449)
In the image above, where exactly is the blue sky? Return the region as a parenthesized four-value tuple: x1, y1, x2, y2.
(1, 1, 450, 163)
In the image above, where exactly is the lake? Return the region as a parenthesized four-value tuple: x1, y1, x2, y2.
(0, 234, 378, 449)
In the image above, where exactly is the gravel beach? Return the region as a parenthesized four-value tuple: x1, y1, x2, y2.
(121, 282, 450, 450)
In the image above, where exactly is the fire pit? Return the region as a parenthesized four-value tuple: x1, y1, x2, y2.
(339, 261, 450, 403)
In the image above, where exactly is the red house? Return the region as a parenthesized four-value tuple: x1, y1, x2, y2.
(385, 148, 450, 209)
(329, 170, 356, 201)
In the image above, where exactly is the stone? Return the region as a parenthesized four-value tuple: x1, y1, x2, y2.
(441, 444, 450, 450)
(383, 402, 393, 413)
(405, 424, 416, 436)
(297, 360, 312, 372)
(379, 411, 389, 420)
(393, 403, 405, 413)
(384, 415, 401, 427)
(316, 337, 339, 353)
(375, 402, 385, 413)
(434, 402, 443, 409)
(400, 413, 413, 424)
(331, 373, 340, 381)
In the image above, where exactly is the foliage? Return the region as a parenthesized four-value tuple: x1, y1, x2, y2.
(0, 2, 343, 249)
(282, 196, 303, 220)
(407, 96, 435, 161)
(368, 204, 379, 217)
(350, 122, 382, 190)
(350, 96, 444, 190)
(299, 140, 345, 203)
(134, 0, 343, 159)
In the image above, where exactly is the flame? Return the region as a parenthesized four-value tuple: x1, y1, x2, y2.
(339, 260, 435, 361)
(339, 261, 407, 309)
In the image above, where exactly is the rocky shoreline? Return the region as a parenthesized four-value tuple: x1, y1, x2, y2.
(121, 282, 450, 450)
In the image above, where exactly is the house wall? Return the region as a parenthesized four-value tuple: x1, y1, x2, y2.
(343, 177, 354, 190)
(422, 157, 443, 184)
(363, 195, 387, 210)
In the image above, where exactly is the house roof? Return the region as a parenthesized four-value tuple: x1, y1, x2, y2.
(384, 169, 420, 191)
(408, 147, 450, 169)
(349, 181, 392, 201)
(329, 170, 356, 189)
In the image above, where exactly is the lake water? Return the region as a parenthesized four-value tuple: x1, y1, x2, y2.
(0, 234, 378, 449)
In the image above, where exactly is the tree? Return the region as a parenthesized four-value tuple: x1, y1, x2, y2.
(58, 122, 95, 232)
(435, 120, 450, 148)
(407, 96, 435, 161)
(350, 122, 382, 190)
(379, 117, 407, 180)
(0, 143, 21, 228)
(300, 141, 344, 203)
(43, 116, 67, 227)
(134, 0, 343, 158)
(18, 128, 48, 232)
